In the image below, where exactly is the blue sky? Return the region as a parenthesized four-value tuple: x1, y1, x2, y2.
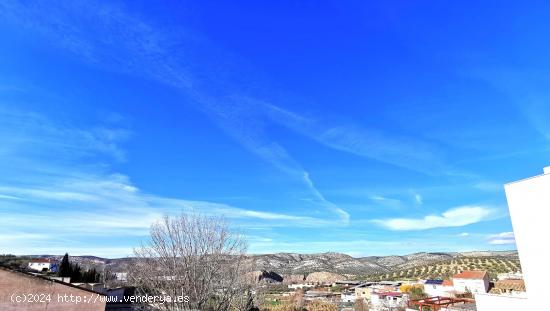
(0, 1, 548, 258)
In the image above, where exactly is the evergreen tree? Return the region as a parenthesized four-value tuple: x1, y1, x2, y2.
(55, 252, 101, 283)
(70, 263, 82, 282)
(58, 253, 70, 277)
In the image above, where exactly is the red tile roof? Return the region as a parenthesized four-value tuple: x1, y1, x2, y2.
(29, 258, 51, 263)
(453, 271, 488, 280)
(442, 279, 453, 286)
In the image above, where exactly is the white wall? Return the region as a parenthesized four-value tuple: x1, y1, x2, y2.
(28, 262, 50, 271)
(504, 168, 550, 309)
(452, 278, 488, 294)
(424, 284, 456, 297)
(340, 293, 356, 302)
(475, 293, 528, 311)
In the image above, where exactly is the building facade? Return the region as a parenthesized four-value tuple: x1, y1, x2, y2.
(451, 271, 489, 294)
(27, 259, 57, 272)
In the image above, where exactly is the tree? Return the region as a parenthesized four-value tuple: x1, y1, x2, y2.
(58, 253, 70, 277)
(130, 213, 253, 311)
(70, 263, 82, 282)
(400, 284, 426, 301)
(83, 267, 100, 283)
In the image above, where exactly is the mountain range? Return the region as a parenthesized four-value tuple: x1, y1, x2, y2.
(33, 250, 519, 277)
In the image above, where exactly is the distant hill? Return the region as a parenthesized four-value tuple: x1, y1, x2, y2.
(25, 250, 519, 280)
(364, 255, 521, 281)
(244, 252, 387, 275)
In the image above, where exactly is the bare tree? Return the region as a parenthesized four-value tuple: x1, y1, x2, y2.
(129, 213, 254, 311)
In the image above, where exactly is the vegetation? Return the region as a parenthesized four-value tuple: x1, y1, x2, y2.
(362, 256, 521, 281)
(0, 254, 30, 269)
(58, 253, 70, 277)
(130, 213, 254, 311)
(399, 284, 426, 300)
(57, 253, 101, 282)
(261, 298, 338, 311)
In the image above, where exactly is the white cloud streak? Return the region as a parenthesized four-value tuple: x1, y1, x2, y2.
(488, 232, 516, 245)
(414, 194, 423, 205)
(0, 104, 342, 255)
(374, 205, 497, 231)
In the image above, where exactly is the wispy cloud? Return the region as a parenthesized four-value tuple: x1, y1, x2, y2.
(0, 170, 344, 257)
(0, 106, 130, 162)
(314, 126, 444, 174)
(367, 195, 402, 208)
(0, 173, 336, 234)
(262, 102, 446, 174)
(488, 232, 516, 245)
(0, 0, 449, 224)
(413, 193, 423, 205)
(0, 105, 341, 256)
(374, 205, 497, 231)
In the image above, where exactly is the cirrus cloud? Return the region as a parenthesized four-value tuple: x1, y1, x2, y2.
(374, 205, 497, 231)
(488, 232, 516, 245)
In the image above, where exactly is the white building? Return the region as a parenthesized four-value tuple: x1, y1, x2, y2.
(371, 292, 406, 310)
(423, 279, 455, 297)
(497, 271, 523, 281)
(451, 271, 489, 294)
(288, 283, 315, 289)
(475, 167, 550, 310)
(489, 167, 550, 310)
(28, 258, 56, 272)
(340, 291, 356, 303)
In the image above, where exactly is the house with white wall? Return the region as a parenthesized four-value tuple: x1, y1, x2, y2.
(340, 290, 356, 303)
(288, 282, 315, 290)
(451, 271, 489, 294)
(423, 279, 455, 297)
(28, 258, 57, 272)
(371, 292, 406, 310)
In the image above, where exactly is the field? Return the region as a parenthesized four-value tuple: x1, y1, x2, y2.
(363, 256, 521, 281)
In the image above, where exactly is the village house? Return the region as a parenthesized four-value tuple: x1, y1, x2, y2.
(423, 279, 455, 297)
(497, 271, 523, 281)
(371, 291, 406, 309)
(27, 258, 57, 272)
(340, 290, 356, 303)
(354, 284, 371, 300)
(488, 279, 526, 297)
(288, 282, 315, 290)
(451, 271, 489, 294)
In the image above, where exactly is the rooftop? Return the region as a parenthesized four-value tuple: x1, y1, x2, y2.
(425, 279, 444, 285)
(443, 279, 454, 286)
(29, 258, 53, 263)
(453, 270, 488, 280)
(489, 279, 526, 293)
